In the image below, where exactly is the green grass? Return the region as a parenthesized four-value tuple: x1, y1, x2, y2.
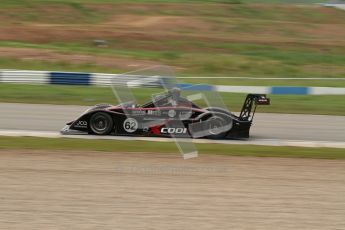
(0, 57, 122, 74)
(0, 54, 344, 87)
(0, 2, 344, 90)
(0, 2, 345, 79)
(182, 78, 345, 87)
(0, 0, 327, 8)
(220, 93, 345, 115)
(0, 40, 345, 87)
(0, 0, 238, 5)
(0, 84, 344, 115)
(0, 136, 344, 159)
(1, 1, 343, 23)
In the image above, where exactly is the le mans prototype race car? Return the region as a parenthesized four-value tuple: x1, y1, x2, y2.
(61, 89, 270, 139)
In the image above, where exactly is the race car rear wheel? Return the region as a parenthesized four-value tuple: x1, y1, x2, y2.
(193, 112, 233, 139)
(206, 116, 228, 139)
(90, 112, 113, 135)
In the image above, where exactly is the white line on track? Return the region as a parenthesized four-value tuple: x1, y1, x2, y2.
(1, 129, 344, 149)
(176, 77, 345, 80)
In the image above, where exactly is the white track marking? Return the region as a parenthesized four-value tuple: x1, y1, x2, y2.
(177, 77, 345, 80)
(0, 129, 344, 149)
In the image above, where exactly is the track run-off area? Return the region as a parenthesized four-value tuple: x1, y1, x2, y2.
(0, 103, 344, 148)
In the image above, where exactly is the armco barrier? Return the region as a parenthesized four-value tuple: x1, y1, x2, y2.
(1, 70, 345, 95)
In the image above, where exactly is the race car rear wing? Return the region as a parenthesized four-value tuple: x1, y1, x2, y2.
(239, 94, 270, 121)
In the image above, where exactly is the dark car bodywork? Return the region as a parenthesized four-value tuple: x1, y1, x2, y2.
(61, 91, 270, 139)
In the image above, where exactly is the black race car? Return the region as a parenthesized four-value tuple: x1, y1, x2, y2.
(61, 89, 270, 139)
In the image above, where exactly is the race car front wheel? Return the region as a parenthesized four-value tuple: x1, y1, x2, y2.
(90, 112, 113, 135)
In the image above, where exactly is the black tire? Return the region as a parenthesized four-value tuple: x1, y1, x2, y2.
(89, 112, 113, 135)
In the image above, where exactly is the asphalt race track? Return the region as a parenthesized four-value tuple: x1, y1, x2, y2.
(0, 103, 344, 143)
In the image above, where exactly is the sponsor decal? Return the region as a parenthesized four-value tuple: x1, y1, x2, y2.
(74, 120, 87, 127)
(150, 126, 161, 135)
(123, 118, 138, 133)
(168, 110, 176, 118)
(179, 111, 192, 120)
(147, 110, 161, 116)
(143, 117, 164, 121)
(161, 127, 187, 134)
(132, 110, 145, 115)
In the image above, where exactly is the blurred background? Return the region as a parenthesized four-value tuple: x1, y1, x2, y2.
(0, 0, 344, 115)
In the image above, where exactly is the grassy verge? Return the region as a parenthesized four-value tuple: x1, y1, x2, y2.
(0, 136, 344, 159)
(0, 84, 344, 115)
(0, 2, 344, 80)
(1, 41, 344, 87)
(0, 0, 323, 7)
(1, 55, 344, 87)
(0, 57, 123, 75)
(181, 78, 345, 87)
